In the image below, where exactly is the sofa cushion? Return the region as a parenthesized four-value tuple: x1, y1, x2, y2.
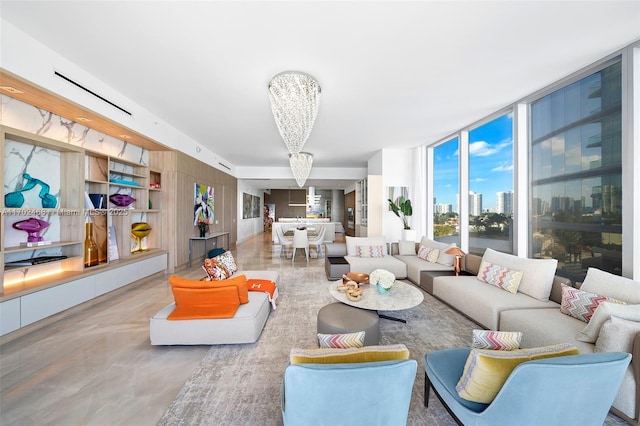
(417, 245, 439, 262)
(356, 245, 384, 258)
(169, 274, 249, 304)
(317, 331, 366, 349)
(472, 330, 522, 351)
(455, 343, 580, 403)
(394, 254, 451, 284)
(168, 285, 240, 320)
(481, 248, 557, 301)
(419, 237, 456, 266)
(578, 302, 640, 343)
(432, 276, 557, 330)
(398, 240, 416, 255)
(346, 236, 388, 257)
(580, 267, 640, 304)
(595, 316, 640, 354)
(289, 344, 409, 364)
(499, 308, 595, 353)
(477, 260, 523, 294)
(560, 284, 625, 323)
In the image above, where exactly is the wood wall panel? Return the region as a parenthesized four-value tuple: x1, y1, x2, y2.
(264, 189, 306, 219)
(153, 151, 237, 270)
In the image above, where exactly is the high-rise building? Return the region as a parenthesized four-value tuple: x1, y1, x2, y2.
(435, 203, 452, 214)
(469, 191, 482, 216)
(496, 191, 513, 215)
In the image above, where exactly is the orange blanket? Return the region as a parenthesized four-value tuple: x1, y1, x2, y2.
(247, 279, 279, 310)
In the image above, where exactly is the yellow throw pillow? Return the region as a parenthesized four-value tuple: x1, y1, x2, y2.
(455, 343, 580, 403)
(289, 344, 409, 364)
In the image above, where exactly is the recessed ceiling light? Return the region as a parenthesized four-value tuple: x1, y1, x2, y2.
(119, 134, 131, 139)
(76, 117, 92, 122)
(0, 85, 24, 94)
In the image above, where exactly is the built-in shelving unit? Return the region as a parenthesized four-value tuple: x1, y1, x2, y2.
(1, 125, 167, 337)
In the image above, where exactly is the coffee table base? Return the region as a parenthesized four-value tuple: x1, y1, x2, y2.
(378, 312, 406, 323)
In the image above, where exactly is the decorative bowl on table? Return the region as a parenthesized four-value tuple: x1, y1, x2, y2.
(343, 272, 369, 285)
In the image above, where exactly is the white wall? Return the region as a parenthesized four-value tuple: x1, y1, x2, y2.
(381, 148, 415, 242)
(236, 180, 265, 243)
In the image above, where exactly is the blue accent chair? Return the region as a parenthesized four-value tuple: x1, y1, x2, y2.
(281, 359, 417, 426)
(424, 348, 631, 426)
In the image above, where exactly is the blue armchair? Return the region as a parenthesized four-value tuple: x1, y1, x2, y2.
(281, 359, 417, 426)
(424, 348, 631, 426)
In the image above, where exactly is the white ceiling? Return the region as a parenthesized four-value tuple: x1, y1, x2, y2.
(2, 1, 639, 190)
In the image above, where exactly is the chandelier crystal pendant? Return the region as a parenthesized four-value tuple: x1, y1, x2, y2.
(289, 152, 313, 188)
(268, 72, 321, 154)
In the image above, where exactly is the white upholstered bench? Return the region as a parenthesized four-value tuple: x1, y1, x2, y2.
(150, 270, 279, 345)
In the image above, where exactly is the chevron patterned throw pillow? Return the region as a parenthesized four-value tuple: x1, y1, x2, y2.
(317, 331, 365, 349)
(477, 260, 524, 294)
(472, 330, 522, 351)
(560, 284, 626, 323)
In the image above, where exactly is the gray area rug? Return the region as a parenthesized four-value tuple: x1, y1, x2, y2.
(158, 266, 629, 426)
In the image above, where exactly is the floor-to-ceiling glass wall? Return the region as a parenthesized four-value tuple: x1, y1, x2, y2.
(530, 60, 622, 282)
(468, 113, 514, 255)
(433, 137, 460, 246)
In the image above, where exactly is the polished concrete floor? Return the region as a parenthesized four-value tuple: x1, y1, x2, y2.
(0, 232, 322, 426)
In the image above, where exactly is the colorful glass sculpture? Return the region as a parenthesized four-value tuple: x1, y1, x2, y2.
(109, 193, 136, 207)
(4, 173, 57, 208)
(12, 217, 50, 242)
(131, 222, 152, 253)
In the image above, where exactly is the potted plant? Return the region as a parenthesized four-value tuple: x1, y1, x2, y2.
(388, 196, 415, 241)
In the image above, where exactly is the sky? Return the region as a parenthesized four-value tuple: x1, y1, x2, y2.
(433, 113, 513, 212)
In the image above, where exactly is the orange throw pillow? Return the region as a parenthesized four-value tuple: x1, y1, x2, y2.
(168, 274, 249, 304)
(168, 286, 240, 320)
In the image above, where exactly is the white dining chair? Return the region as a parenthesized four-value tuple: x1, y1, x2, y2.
(291, 228, 309, 264)
(276, 226, 293, 258)
(308, 226, 326, 257)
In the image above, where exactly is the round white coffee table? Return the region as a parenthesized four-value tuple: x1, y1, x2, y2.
(328, 280, 424, 323)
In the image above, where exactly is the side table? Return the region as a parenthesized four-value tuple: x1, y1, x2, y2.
(420, 270, 472, 294)
(188, 231, 230, 267)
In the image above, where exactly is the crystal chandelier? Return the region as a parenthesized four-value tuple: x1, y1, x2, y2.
(289, 152, 313, 188)
(268, 71, 321, 154)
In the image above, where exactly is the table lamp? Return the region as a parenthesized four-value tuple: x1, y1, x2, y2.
(445, 247, 466, 276)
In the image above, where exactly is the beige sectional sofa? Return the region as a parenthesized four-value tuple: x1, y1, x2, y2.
(391, 246, 639, 424)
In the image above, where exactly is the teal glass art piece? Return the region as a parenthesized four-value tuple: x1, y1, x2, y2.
(4, 173, 57, 208)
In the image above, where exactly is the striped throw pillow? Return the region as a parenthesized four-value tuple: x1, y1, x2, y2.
(560, 284, 626, 323)
(472, 330, 522, 351)
(477, 260, 523, 294)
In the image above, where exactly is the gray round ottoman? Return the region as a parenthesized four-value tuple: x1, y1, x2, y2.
(317, 303, 380, 346)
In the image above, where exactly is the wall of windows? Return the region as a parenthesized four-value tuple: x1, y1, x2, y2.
(530, 61, 622, 281)
(427, 47, 633, 282)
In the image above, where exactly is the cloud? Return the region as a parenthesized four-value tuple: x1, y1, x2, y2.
(472, 178, 487, 182)
(469, 139, 511, 157)
(492, 162, 513, 172)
